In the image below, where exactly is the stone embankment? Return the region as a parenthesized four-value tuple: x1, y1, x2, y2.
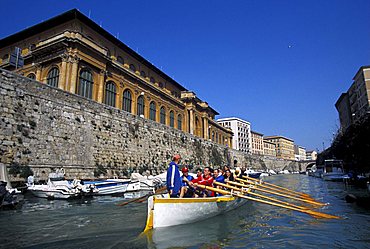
(0, 69, 300, 181)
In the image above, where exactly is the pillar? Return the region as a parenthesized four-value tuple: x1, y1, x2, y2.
(97, 70, 106, 103)
(189, 109, 194, 135)
(59, 55, 68, 90)
(35, 64, 42, 82)
(69, 56, 80, 94)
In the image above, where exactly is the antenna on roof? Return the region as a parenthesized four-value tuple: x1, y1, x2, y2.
(99, 21, 102, 27)
(136, 47, 139, 53)
(88, 10, 91, 18)
(117, 32, 119, 39)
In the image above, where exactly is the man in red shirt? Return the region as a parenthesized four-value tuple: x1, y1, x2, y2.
(190, 167, 214, 197)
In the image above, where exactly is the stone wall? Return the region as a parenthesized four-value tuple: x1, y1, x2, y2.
(0, 69, 295, 181)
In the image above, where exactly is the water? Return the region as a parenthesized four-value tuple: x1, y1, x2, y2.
(1, 175, 370, 249)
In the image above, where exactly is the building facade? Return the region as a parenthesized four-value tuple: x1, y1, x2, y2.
(217, 117, 251, 153)
(306, 150, 318, 161)
(294, 145, 306, 161)
(264, 136, 295, 160)
(263, 139, 276, 157)
(251, 131, 264, 155)
(0, 9, 232, 146)
(336, 66, 370, 132)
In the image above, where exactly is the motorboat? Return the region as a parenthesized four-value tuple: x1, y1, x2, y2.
(144, 193, 248, 230)
(310, 165, 324, 178)
(245, 169, 262, 179)
(0, 164, 22, 209)
(322, 159, 345, 181)
(84, 179, 131, 195)
(27, 171, 98, 199)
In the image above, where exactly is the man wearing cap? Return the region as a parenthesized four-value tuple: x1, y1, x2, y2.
(179, 167, 194, 198)
(166, 154, 182, 198)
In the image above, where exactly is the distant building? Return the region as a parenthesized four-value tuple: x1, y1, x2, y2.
(306, 150, 317, 161)
(217, 117, 251, 153)
(336, 66, 370, 132)
(294, 145, 306, 161)
(251, 131, 264, 155)
(264, 135, 295, 160)
(263, 139, 276, 157)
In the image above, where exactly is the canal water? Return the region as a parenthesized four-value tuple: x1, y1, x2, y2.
(1, 174, 370, 249)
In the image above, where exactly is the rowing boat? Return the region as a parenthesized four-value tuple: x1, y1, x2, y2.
(144, 193, 248, 230)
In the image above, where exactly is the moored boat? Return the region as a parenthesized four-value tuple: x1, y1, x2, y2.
(144, 194, 248, 230)
(83, 179, 130, 195)
(322, 159, 345, 181)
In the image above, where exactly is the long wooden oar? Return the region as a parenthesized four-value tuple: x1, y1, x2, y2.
(117, 186, 167, 207)
(217, 181, 310, 210)
(240, 177, 316, 202)
(236, 178, 327, 207)
(242, 175, 312, 198)
(197, 184, 340, 219)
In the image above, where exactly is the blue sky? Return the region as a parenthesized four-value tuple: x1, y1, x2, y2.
(1, 0, 369, 151)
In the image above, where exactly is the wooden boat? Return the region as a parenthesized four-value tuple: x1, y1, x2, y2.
(144, 193, 248, 230)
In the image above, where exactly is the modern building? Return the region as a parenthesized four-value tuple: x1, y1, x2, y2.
(336, 66, 370, 132)
(0, 9, 232, 146)
(306, 150, 318, 161)
(294, 145, 306, 161)
(263, 139, 276, 157)
(217, 117, 251, 153)
(264, 136, 295, 160)
(251, 131, 264, 155)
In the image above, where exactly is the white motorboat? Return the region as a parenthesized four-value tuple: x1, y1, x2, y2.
(27, 171, 98, 199)
(84, 179, 130, 195)
(144, 193, 248, 230)
(322, 159, 345, 181)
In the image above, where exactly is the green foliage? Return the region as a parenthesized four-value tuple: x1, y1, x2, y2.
(8, 162, 33, 178)
(319, 114, 370, 173)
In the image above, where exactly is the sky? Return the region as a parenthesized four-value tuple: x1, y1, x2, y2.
(0, 0, 369, 151)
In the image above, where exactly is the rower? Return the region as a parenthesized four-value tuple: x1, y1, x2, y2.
(179, 167, 194, 198)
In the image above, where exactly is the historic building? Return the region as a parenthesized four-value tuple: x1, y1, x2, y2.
(251, 131, 264, 155)
(336, 66, 370, 132)
(0, 9, 232, 146)
(306, 150, 318, 161)
(217, 117, 251, 153)
(264, 136, 295, 160)
(263, 139, 276, 157)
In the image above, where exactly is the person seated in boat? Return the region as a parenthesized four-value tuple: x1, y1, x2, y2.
(234, 167, 241, 179)
(213, 168, 225, 196)
(179, 167, 195, 198)
(190, 167, 214, 197)
(166, 154, 182, 198)
(240, 166, 247, 177)
(224, 169, 235, 182)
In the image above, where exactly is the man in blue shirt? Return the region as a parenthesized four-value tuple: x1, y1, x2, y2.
(180, 167, 194, 198)
(166, 154, 182, 198)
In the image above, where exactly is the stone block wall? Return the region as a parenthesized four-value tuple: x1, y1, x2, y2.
(0, 69, 294, 180)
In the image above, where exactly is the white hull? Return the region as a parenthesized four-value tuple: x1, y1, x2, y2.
(145, 195, 247, 230)
(322, 173, 346, 181)
(94, 184, 128, 195)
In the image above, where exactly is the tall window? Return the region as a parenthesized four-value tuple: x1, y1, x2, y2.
(160, 107, 166, 124)
(117, 56, 124, 65)
(47, 67, 59, 87)
(137, 95, 145, 117)
(78, 69, 94, 99)
(177, 114, 182, 130)
(122, 89, 132, 113)
(149, 101, 156, 121)
(150, 77, 155, 83)
(129, 64, 136, 72)
(104, 81, 116, 107)
(169, 111, 174, 127)
(140, 71, 146, 78)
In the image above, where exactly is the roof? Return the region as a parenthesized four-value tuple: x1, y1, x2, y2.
(216, 117, 251, 124)
(264, 135, 294, 142)
(0, 8, 187, 92)
(251, 130, 264, 136)
(352, 65, 370, 81)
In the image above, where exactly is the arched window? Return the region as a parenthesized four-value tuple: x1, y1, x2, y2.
(169, 111, 174, 127)
(159, 82, 164, 88)
(212, 131, 215, 141)
(160, 107, 166, 124)
(140, 71, 146, 78)
(150, 77, 155, 83)
(122, 89, 132, 113)
(129, 64, 136, 72)
(117, 56, 124, 65)
(27, 73, 36, 80)
(47, 67, 59, 87)
(137, 95, 145, 117)
(104, 81, 116, 107)
(149, 101, 156, 121)
(177, 114, 182, 130)
(78, 69, 94, 99)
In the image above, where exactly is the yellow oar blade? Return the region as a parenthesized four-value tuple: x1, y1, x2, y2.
(196, 184, 340, 220)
